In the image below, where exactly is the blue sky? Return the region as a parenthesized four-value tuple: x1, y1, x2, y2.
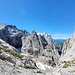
(0, 0, 75, 39)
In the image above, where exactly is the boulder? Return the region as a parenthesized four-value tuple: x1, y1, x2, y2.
(22, 58, 37, 69)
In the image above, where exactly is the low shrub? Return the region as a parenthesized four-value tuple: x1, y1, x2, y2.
(0, 46, 24, 58)
(63, 63, 69, 68)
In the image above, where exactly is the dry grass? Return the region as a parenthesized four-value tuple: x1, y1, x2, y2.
(63, 59, 75, 68)
(0, 46, 24, 58)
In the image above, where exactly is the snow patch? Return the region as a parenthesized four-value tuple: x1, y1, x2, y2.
(0, 24, 6, 29)
(37, 32, 50, 36)
(36, 62, 52, 70)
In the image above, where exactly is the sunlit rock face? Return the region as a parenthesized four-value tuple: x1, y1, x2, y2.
(61, 32, 75, 61)
(0, 39, 38, 75)
(62, 32, 75, 56)
(22, 31, 54, 53)
(1, 24, 75, 75)
(47, 32, 75, 75)
(22, 31, 59, 67)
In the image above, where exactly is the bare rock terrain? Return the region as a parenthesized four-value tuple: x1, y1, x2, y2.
(0, 24, 75, 75)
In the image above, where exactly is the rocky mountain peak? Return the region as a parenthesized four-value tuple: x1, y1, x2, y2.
(61, 32, 75, 61)
(0, 24, 75, 75)
(38, 32, 53, 46)
(5, 25, 17, 29)
(0, 24, 30, 48)
(31, 30, 39, 40)
(0, 23, 6, 29)
(22, 31, 54, 54)
(31, 30, 37, 35)
(21, 30, 59, 67)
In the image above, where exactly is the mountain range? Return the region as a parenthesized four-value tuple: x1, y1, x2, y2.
(54, 39, 66, 43)
(0, 24, 75, 75)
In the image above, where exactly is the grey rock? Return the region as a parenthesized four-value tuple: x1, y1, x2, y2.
(42, 33, 54, 46)
(22, 31, 59, 66)
(21, 31, 41, 54)
(22, 57, 37, 69)
(0, 52, 15, 64)
(0, 24, 29, 48)
(62, 38, 71, 56)
(0, 39, 18, 64)
(0, 39, 17, 52)
(22, 31, 54, 54)
(38, 34, 48, 50)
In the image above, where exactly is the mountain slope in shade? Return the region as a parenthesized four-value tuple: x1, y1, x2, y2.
(0, 24, 30, 49)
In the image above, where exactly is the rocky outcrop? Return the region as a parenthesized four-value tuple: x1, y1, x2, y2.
(60, 32, 75, 62)
(22, 31, 54, 54)
(61, 32, 75, 56)
(2, 24, 75, 75)
(0, 24, 59, 68)
(61, 38, 71, 56)
(22, 57, 37, 69)
(21, 31, 40, 54)
(22, 31, 59, 67)
(40, 33, 54, 46)
(49, 32, 75, 75)
(0, 38, 39, 75)
(0, 24, 29, 48)
(0, 39, 19, 63)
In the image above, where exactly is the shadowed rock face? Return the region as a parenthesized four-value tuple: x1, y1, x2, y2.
(0, 24, 29, 48)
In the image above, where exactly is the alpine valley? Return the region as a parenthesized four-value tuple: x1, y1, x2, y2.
(0, 24, 75, 75)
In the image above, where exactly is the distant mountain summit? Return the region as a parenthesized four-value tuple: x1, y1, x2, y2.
(0, 24, 29, 48)
(0, 23, 6, 29)
(54, 39, 66, 43)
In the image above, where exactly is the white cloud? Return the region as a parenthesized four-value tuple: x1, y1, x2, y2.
(51, 33, 73, 39)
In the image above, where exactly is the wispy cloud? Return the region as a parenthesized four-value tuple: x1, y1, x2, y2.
(51, 33, 73, 39)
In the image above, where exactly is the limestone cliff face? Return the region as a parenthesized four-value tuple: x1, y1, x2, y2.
(62, 32, 75, 56)
(48, 32, 75, 75)
(61, 39, 70, 56)
(61, 32, 75, 62)
(22, 31, 40, 54)
(22, 31, 54, 53)
(21, 31, 59, 66)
